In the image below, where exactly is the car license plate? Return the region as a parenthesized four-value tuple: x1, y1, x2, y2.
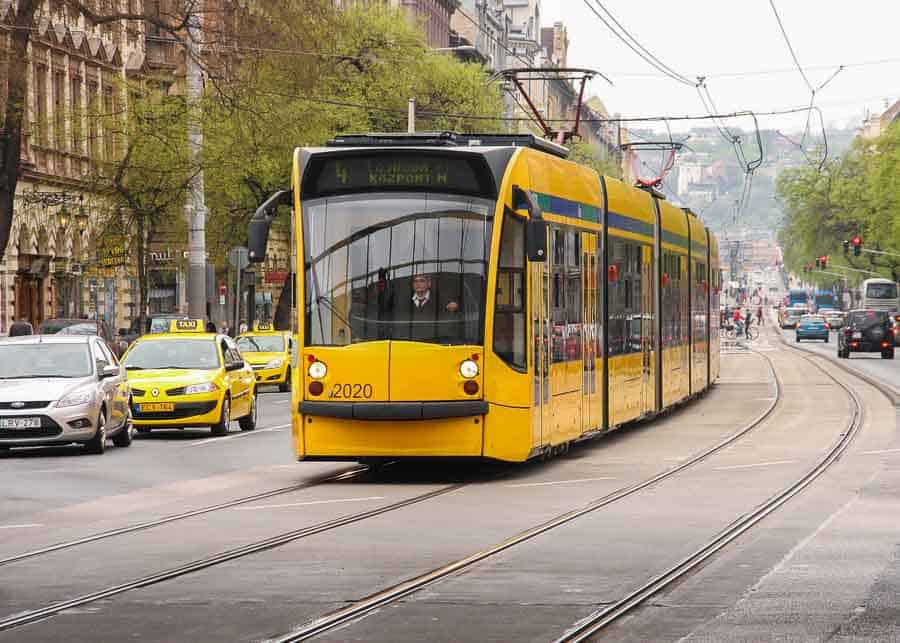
(140, 402, 175, 412)
(0, 417, 41, 429)
(852, 332, 862, 339)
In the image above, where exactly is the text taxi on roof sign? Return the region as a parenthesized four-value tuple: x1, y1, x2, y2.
(120, 319, 258, 435)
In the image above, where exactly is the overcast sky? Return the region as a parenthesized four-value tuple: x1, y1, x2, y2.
(544, 1, 900, 134)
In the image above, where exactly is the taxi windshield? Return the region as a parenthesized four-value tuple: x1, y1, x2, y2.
(0, 343, 93, 379)
(236, 335, 285, 353)
(124, 339, 220, 370)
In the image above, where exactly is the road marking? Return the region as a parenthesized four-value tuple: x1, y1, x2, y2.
(859, 448, 900, 456)
(714, 459, 799, 471)
(234, 496, 385, 511)
(506, 477, 617, 488)
(187, 423, 291, 447)
(0, 524, 43, 530)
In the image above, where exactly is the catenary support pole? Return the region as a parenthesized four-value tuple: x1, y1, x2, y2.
(185, 2, 207, 319)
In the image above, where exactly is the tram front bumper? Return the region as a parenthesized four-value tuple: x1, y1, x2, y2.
(299, 400, 488, 420)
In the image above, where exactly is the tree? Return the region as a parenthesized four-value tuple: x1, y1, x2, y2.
(86, 88, 192, 329)
(568, 142, 623, 180)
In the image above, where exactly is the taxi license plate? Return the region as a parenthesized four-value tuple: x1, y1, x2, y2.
(0, 417, 41, 429)
(140, 403, 175, 412)
(853, 332, 862, 339)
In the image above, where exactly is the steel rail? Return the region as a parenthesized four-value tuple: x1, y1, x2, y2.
(268, 351, 782, 642)
(554, 349, 863, 642)
(0, 482, 466, 633)
(0, 466, 368, 568)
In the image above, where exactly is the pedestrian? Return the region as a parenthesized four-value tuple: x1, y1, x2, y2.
(238, 319, 248, 334)
(206, 320, 217, 333)
(757, 305, 764, 326)
(745, 309, 753, 336)
(8, 319, 34, 337)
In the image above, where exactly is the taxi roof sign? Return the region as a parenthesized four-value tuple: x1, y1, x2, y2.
(170, 319, 206, 333)
(254, 321, 274, 332)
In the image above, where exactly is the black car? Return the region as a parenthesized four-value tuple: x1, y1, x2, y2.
(837, 309, 894, 359)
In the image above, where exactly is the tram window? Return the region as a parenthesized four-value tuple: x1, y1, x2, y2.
(494, 212, 526, 370)
(553, 230, 565, 265)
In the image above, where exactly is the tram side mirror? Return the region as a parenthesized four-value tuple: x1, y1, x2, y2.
(248, 189, 292, 264)
(513, 185, 547, 263)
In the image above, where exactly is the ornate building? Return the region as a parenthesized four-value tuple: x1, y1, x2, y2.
(0, 0, 146, 333)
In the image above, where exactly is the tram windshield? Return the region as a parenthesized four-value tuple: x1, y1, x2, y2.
(303, 193, 494, 346)
(866, 282, 897, 299)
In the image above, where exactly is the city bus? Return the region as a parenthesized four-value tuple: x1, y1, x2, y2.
(860, 278, 899, 312)
(787, 288, 808, 308)
(812, 289, 837, 313)
(246, 132, 720, 465)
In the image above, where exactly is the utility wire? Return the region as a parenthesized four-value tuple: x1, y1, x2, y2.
(579, 0, 694, 87)
(768, 0, 814, 94)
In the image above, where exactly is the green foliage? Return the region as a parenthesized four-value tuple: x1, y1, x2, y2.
(567, 142, 623, 180)
(777, 126, 900, 286)
(197, 3, 503, 262)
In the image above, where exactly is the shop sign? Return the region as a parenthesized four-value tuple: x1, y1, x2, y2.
(265, 271, 288, 284)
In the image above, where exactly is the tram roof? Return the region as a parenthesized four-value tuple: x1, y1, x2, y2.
(324, 132, 570, 159)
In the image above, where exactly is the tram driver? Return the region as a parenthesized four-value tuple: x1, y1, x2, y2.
(404, 272, 463, 342)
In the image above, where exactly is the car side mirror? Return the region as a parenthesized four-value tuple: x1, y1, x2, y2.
(100, 364, 120, 379)
(513, 185, 548, 262)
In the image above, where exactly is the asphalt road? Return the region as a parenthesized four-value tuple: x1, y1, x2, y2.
(1, 350, 898, 642)
(776, 324, 900, 396)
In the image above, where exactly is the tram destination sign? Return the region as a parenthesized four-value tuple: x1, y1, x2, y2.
(307, 152, 494, 197)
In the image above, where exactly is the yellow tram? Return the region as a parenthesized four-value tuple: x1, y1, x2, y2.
(248, 133, 720, 464)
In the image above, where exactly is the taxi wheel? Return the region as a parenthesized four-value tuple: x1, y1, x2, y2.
(211, 397, 231, 436)
(279, 369, 291, 393)
(112, 412, 134, 448)
(84, 410, 107, 455)
(239, 392, 258, 432)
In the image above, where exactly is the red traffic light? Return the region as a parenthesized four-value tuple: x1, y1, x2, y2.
(851, 235, 862, 246)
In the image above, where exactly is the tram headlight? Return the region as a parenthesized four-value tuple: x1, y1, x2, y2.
(459, 359, 479, 379)
(307, 361, 327, 379)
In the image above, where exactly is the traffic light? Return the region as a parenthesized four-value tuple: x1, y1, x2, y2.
(843, 239, 850, 255)
(852, 235, 862, 256)
(820, 255, 828, 269)
(815, 257, 821, 269)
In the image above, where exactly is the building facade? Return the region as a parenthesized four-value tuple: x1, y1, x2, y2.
(392, 0, 460, 49)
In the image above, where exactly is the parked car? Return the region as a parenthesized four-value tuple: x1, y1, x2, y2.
(795, 314, 829, 342)
(837, 309, 894, 359)
(37, 318, 122, 357)
(0, 335, 133, 454)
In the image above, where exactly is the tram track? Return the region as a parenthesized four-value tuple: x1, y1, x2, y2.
(0, 352, 780, 637)
(0, 481, 467, 633)
(264, 350, 783, 642)
(553, 347, 866, 642)
(0, 466, 368, 568)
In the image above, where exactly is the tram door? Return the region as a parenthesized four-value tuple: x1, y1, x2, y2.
(531, 257, 551, 449)
(640, 244, 655, 416)
(581, 232, 600, 433)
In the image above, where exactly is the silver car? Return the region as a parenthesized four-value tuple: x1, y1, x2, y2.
(0, 335, 133, 454)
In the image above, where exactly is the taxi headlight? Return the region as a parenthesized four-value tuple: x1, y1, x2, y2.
(459, 359, 479, 379)
(307, 361, 327, 379)
(265, 359, 284, 369)
(184, 382, 219, 395)
(57, 390, 93, 408)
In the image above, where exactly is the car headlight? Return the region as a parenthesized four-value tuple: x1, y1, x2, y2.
(184, 382, 219, 395)
(459, 359, 479, 379)
(265, 359, 284, 369)
(307, 361, 327, 379)
(57, 390, 93, 408)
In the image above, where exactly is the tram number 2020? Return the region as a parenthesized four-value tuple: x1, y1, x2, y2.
(328, 383, 374, 399)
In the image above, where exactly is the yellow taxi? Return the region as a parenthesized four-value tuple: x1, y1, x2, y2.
(236, 322, 293, 392)
(121, 319, 257, 435)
